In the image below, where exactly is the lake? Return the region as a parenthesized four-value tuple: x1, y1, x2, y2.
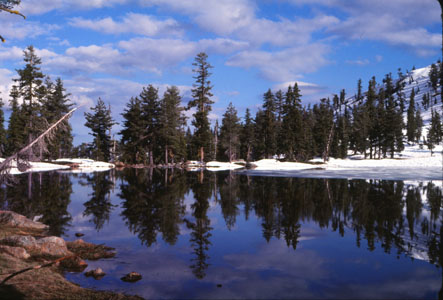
(1, 169, 442, 299)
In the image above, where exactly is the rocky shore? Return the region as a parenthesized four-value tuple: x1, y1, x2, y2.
(0, 211, 142, 300)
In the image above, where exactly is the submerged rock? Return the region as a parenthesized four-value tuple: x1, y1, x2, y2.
(85, 267, 106, 279)
(121, 272, 142, 282)
(75, 233, 85, 237)
(67, 239, 116, 260)
(60, 256, 88, 272)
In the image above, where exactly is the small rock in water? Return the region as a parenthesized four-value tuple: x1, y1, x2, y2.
(60, 256, 88, 272)
(75, 233, 85, 237)
(121, 272, 142, 282)
(217, 284, 222, 288)
(85, 267, 106, 279)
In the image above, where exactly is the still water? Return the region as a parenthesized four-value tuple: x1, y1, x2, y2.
(1, 169, 443, 299)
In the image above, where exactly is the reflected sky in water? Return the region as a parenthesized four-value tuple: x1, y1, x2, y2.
(1, 170, 442, 299)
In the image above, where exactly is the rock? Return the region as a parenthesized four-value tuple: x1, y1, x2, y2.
(67, 239, 116, 260)
(75, 233, 85, 237)
(217, 284, 222, 288)
(60, 256, 88, 272)
(121, 272, 142, 282)
(245, 162, 258, 169)
(37, 236, 72, 257)
(0, 245, 30, 259)
(85, 268, 106, 279)
(0, 235, 72, 258)
(0, 211, 48, 230)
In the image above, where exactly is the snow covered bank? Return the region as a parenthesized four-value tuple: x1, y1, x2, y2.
(55, 158, 115, 172)
(240, 145, 443, 181)
(206, 161, 245, 171)
(0, 159, 71, 175)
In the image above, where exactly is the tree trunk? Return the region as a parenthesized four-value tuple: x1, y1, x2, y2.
(200, 146, 204, 163)
(165, 145, 168, 165)
(149, 150, 154, 167)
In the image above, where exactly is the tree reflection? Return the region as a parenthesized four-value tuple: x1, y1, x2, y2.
(118, 168, 187, 246)
(82, 171, 115, 231)
(185, 171, 214, 279)
(0, 172, 72, 236)
(115, 169, 443, 284)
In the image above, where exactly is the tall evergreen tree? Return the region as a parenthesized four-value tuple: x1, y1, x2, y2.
(261, 89, 277, 158)
(219, 102, 241, 162)
(407, 88, 417, 143)
(6, 85, 25, 155)
(280, 84, 304, 160)
(427, 109, 443, 155)
(414, 108, 423, 143)
(42, 77, 73, 159)
(188, 52, 214, 162)
(240, 108, 255, 161)
(14, 45, 46, 159)
(119, 97, 146, 164)
(159, 86, 187, 164)
(0, 98, 6, 156)
(140, 85, 161, 166)
(84, 98, 116, 162)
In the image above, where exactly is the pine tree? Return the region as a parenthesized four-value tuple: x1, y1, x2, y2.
(119, 97, 146, 164)
(84, 98, 116, 162)
(415, 109, 423, 143)
(6, 85, 25, 155)
(14, 45, 46, 159)
(188, 52, 214, 162)
(427, 109, 442, 155)
(261, 89, 277, 158)
(407, 88, 417, 143)
(240, 108, 255, 161)
(0, 98, 6, 156)
(158, 86, 187, 164)
(312, 98, 333, 158)
(281, 84, 304, 160)
(140, 85, 161, 166)
(41, 77, 73, 159)
(219, 102, 241, 162)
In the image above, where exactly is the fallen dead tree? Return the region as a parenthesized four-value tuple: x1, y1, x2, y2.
(0, 107, 78, 182)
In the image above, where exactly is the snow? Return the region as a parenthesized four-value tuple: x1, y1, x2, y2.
(0, 159, 71, 175)
(55, 158, 115, 171)
(0, 158, 115, 175)
(251, 159, 324, 171)
(206, 161, 244, 171)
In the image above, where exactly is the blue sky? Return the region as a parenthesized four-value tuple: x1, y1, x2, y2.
(0, 0, 441, 145)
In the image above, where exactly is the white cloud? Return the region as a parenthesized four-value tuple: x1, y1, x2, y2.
(345, 59, 370, 66)
(273, 81, 328, 96)
(18, 0, 131, 15)
(69, 13, 183, 37)
(140, 0, 256, 36)
(227, 44, 331, 82)
(292, 0, 440, 54)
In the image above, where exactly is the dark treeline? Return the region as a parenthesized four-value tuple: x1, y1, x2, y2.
(117, 54, 442, 165)
(1, 48, 441, 163)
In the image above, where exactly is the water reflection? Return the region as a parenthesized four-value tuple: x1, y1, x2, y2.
(81, 172, 116, 231)
(1, 170, 443, 298)
(116, 170, 443, 279)
(0, 172, 73, 236)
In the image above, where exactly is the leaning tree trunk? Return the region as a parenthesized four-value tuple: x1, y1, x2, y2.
(0, 107, 78, 182)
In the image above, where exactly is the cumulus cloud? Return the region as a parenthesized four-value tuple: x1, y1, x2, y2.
(292, 0, 440, 55)
(18, 0, 131, 15)
(345, 59, 370, 66)
(69, 13, 183, 37)
(273, 81, 328, 96)
(227, 44, 331, 82)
